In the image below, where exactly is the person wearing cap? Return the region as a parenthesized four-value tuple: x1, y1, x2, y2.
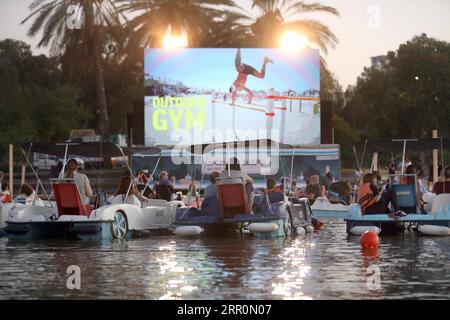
(65, 159, 93, 205)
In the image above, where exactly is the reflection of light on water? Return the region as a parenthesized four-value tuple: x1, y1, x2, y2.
(271, 240, 313, 300)
(155, 241, 199, 300)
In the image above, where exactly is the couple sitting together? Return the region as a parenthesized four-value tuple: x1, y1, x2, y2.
(110, 170, 176, 207)
(357, 172, 406, 217)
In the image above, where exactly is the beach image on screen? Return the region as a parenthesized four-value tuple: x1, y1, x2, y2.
(144, 48, 320, 146)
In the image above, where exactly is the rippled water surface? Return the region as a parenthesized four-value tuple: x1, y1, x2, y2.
(0, 219, 449, 299)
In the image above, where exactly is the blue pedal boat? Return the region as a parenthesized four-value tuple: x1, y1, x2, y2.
(175, 189, 314, 238)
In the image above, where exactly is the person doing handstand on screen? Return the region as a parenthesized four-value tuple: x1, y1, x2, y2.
(230, 48, 273, 105)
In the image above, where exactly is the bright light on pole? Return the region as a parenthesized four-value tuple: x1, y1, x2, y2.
(163, 26, 188, 49)
(279, 31, 308, 51)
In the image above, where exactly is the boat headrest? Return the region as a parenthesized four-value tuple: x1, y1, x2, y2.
(218, 177, 243, 185)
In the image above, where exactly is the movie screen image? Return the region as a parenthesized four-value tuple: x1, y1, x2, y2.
(144, 48, 320, 146)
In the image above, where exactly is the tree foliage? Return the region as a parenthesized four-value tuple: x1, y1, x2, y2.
(0, 39, 90, 162)
(342, 34, 450, 139)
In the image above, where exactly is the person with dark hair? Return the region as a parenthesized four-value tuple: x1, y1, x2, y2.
(134, 169, 148, 186)
(298, 175, 322, 204)
(290, 180, 298, 196)
(152, 170, 176, 202)
(0, 172, 12, 204)
(111, 176, 148, 206)
(358, 173, 398, 215)
(388, 157, 396, 175)
(204, 171, 220, 198)
(18, 183, 43, 206)
(279, 177, 285, 193)
(400, 165, 416, 185)
(65, 159, 93, 205)
(258, 178, 284, 212)
(319, 174, 331, 191)
(432, 166, 450, 195)
(326, 171, 335, 184)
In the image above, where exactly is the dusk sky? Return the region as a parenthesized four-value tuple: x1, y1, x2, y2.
(1, 0, 449, 87)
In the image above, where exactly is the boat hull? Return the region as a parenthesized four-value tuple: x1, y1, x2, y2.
(345, 216, 450, 236)
(5, 221, 78, 240)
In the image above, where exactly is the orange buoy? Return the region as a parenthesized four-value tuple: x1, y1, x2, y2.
(361, 247, 379, 260)
(360, 230, 379, 249)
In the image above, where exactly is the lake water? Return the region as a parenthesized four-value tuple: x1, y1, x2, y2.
(0, 219, 449, 299)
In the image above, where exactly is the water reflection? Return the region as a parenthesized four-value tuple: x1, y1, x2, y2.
(271, 238, 312, 300)
(0, 219, 449, 299)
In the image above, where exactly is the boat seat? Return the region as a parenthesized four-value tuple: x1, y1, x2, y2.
(256, 192, 284, 216)
(391, 183, 417, 213)
(217, 177, 243, 185)
(431, 194, 450, 215)
(217, 183, 250, 218)
(52, 181, 91, 217)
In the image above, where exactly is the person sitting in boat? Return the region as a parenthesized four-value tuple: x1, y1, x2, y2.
(111, 176, 148, 206)
(388, 157, 396, 175)
(65, 158, 93, 207)
(326, 171, 335, 184)
(134, 169, 147, 187)
(298, 175, 323, 204)
(204, 171, 220, 199)
(257, 178, 284, 212)
(358, 172, 396, 215)
(290, 180, 298, 196)
(220, 158, 254, 210)
(134, 169, 154, 198)
(18, 183, 44, 206)
(432, 166, 450, 195)
(152, 171, 176, 202)
(0, 177, 12, 204)
(400, 165, 416, 185)
(319, 174, 331, 192)
(185, 181, 201, 208)
(278, 178, 285, 193)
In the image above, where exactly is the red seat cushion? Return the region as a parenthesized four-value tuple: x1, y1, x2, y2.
(52, 182, 89, 217)
(217, 183, 250, 218)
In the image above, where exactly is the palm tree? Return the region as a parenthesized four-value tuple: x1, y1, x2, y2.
(22, 0, 124, 138)
(249, 0, 339, 53)
(117, 0, 239, 48)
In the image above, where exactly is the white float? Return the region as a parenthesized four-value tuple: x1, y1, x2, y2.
(174, 225, 203, 236)
(418, 225, 450, 236)
(248, 223, 279, 233)
(350, 226, 381, 236)
(296, 226, 306, 236)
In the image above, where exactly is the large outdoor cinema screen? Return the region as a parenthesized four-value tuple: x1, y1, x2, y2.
(144, 48, 320, 147)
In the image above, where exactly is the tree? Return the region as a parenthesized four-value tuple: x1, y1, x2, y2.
(343, 34, 450, 139)
(117, 0, 238, 48)
(247, 0, 338, 52)
(21, 0, 124, 138)
(0, 39, 89, 163)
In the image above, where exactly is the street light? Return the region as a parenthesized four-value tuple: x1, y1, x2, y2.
(163, 26, 188, 49)
(279, 31, 308, 51)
